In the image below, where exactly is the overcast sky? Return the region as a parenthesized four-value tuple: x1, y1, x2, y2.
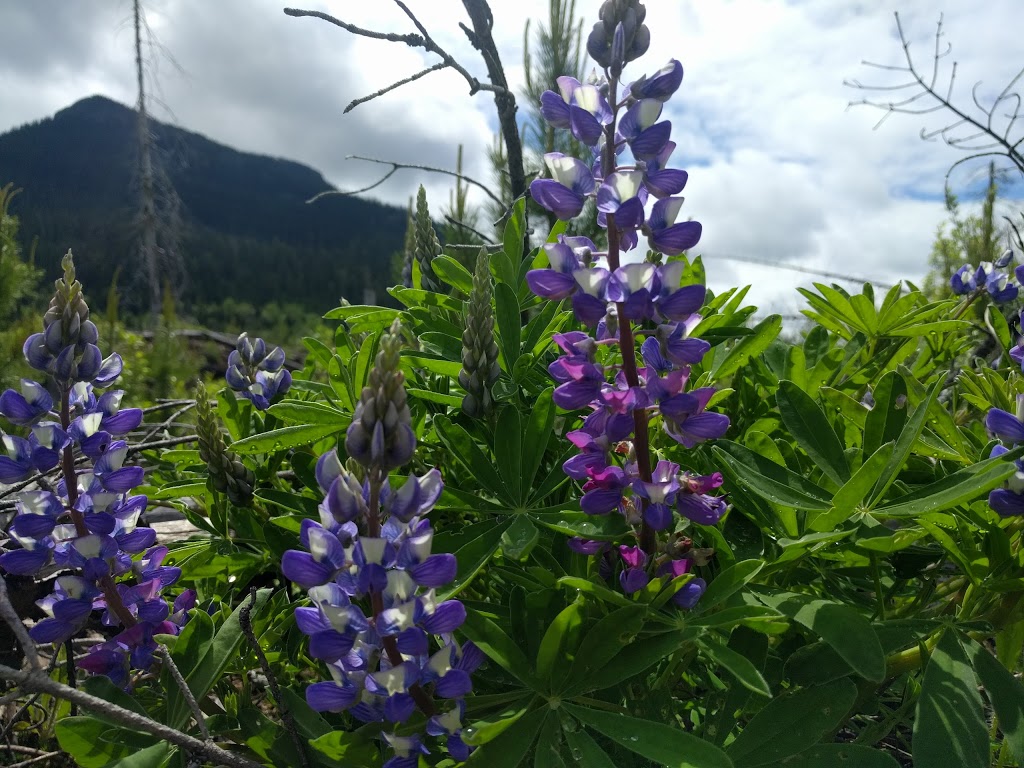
(1, 0, 1022, 316)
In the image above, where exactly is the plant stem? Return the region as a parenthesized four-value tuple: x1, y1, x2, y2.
(601, 75, 656, 555)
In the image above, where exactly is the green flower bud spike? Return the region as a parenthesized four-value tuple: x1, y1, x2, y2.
(345, 319, 415, 472)
(414, 185, 442, 293)
(459, 248, 501, 418)
(195, 381, 255, 507)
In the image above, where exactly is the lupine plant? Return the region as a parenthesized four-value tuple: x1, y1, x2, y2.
(5, 2, 1024, 767)
(0, 252, 195, 686)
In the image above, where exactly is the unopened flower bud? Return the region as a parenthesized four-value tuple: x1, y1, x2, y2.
(195, 381, 255, 506)
(346, 320, 415, 471)
(459, 250, 501, 418)
(414, 186, 442, 293)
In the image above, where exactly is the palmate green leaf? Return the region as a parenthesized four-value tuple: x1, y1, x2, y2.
(913, 631, 989, 768)
(757, 591, 885, 682)
(778, 745, 900, 768)
(557, 576, 636, 609)
(563, 703, 734, 768)
(696, 560, 764, 612)
(502, 515, 540, 560)
(503, 196, 527, 266)
(401, 352, 463, 378)
(433, 415, 511, 502)
(536, 600, 585, 689)
(590, 631, 692, 691)
(562, 727, 617, 768)
(775, 380, 850, 485)
(534, 709, 567, 768)
(462, 704, 532, 747)
(521, 388, 556, 498)
(712, 314, 782, 380)
(533, 511, 630, 540)
(466, 707, 546, 768)
(167, 589, 272, 730)
(868, 379, 939, 506)
(406, 388, 463, 407)
(230, 423, 340, 454)
(461, 610, 539, 689)
(873, 444, 1024, 517)
(388, 286, 464, 313)
(268, 400, 350, 425)
(496, 406, 524, 502)
(864, 371, 908, 457)
(962, 634, 1024, 762)
(55, 717, 157, 768)
(713, 441, 833, 511)
(697, 635, 771, 697)
(432, 253, 475, 293)
(564, 605, 647, 692)
(809, 442, 894, 532)
(495, 282, 522, 372)
(435, 518, 512, 599)
(724, 678, 857, 767)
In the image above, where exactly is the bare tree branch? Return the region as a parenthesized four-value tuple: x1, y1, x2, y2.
(0, 574, 40, 671)
(239, 588, 310, 768)
(0, 661, 263, 768)
(344, 62, 447, 113)
(283, 7, 508, 97)
(156, 645, 210, 740)
(308, 155, 505, 208)
(845, 12, 1024, 181)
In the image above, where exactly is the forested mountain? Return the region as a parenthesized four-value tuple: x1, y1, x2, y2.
(0, 95, 406, 317)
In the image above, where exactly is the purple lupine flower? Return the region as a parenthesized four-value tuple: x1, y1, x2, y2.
(646, 198, 702, 256)
(642, 141, 688, 199)
(986, 399, 1024, 444)
(618, 99, 671, 160)
(655, 262, 706, 321)
(608, 263, 658, 322)
(526, 239, 584, 301)
(629, 59, 684, 102)
(530, 153, 596, 220)
(0, 379, 53, 426)
(225, 332, 291, 410)
(281, 446, 473, 765)
(523, 15, 731, 607)
(633, 460, 681, 530)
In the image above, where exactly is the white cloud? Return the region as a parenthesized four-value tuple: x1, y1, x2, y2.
(0, 0, 1021, 315)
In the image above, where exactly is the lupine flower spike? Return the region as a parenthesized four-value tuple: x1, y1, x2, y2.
(225, 332, 291, 410)
(527, 0, 729, 609)
(459, 248, 501, 418)
(281, 319, 479, 764)
(414, 185, 442, 294)
(0, 251, 194, 687)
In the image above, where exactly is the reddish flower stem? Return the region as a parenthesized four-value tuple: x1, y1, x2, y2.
(603, 78, 656, 556)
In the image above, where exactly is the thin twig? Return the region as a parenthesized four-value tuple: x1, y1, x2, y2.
(8, 752, 62, 768)
(344, 62, 447, 113)
(443, 214, 494, 244)
(139, 401, 196, 443)
(239, 588, 310, 768)
(127, 434, 198, 455)
(157, 645, 210, 740)
(0, 662, 263, 768)
(308, 155, 505, 208)
(0, 574, 40, 671)
(283, 6, 507, 98)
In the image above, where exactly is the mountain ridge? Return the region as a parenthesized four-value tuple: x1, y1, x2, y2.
(0, 95, 406, 316)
